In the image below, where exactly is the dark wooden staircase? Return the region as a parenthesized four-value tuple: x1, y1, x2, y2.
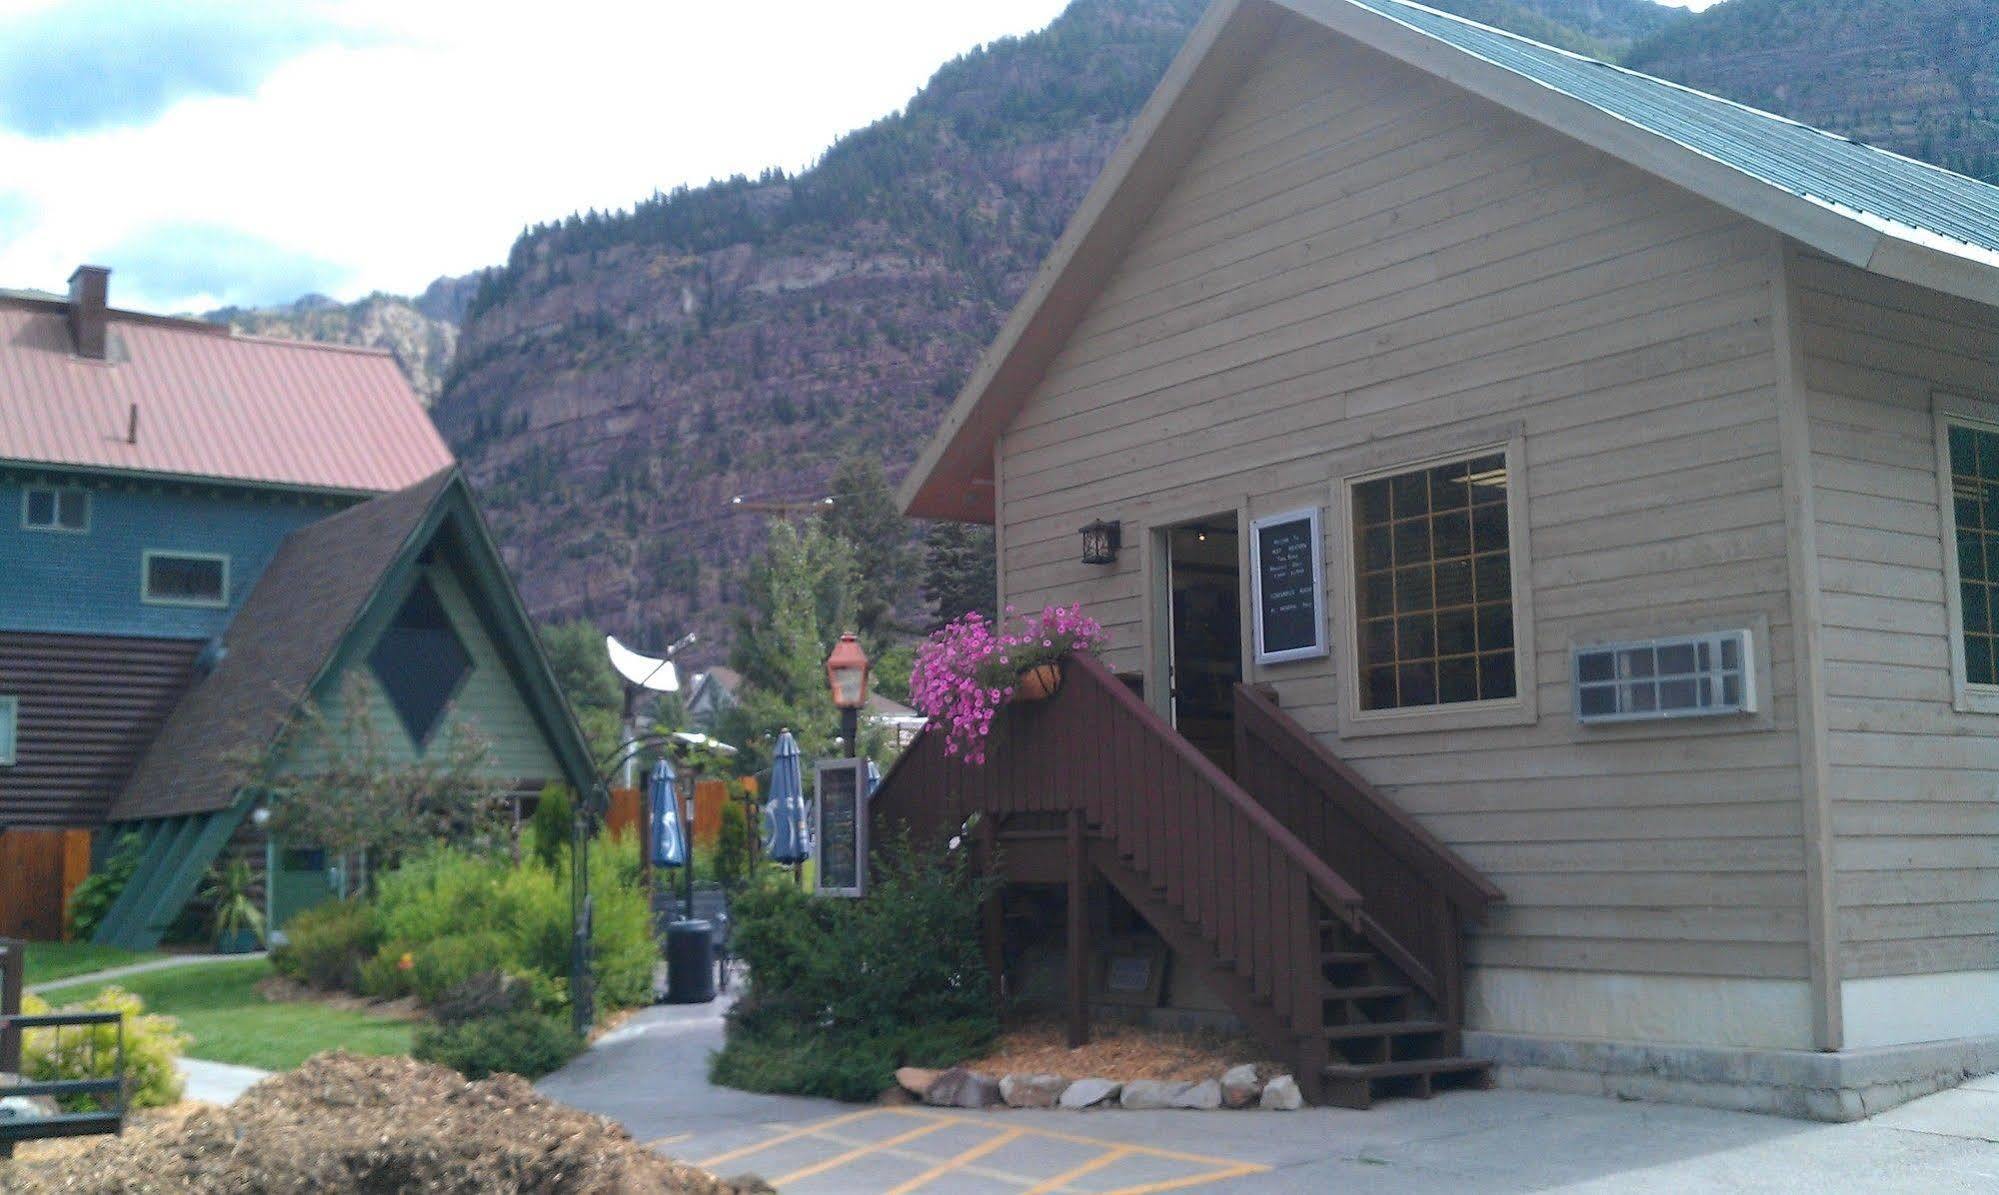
(870, 653, 1504, 1109)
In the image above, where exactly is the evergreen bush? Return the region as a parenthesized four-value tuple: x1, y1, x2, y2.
(711, 835, 996, 1100)
(412, 1009, 583, 1080)
(20, 987, 187, 1110)
(270, 899, 381, 991)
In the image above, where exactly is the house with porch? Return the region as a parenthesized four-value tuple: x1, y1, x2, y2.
(874, 0, 1999, 1120)
(0, 268, 595, 946)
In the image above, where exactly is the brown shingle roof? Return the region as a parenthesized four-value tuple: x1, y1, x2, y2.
(110, 469, 455, 820)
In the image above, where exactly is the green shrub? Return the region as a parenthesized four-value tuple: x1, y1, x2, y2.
(271, 899, 381, 990)
(713, 793, 752, 889)
(21, 987, 187, 1110)
(708, 1017, 992, 1103)
(713, 835, 997, 1100)
(363, 931, 512, 1005)
(65, 832, 142, 941)
(413, 1010, 582, 1080)
(528, 784, 573, 873)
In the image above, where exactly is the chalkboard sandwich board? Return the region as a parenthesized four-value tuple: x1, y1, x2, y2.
(813, 758, 868, 897)
(1251, 507, 1328, 664)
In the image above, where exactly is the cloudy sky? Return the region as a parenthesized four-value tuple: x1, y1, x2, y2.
(0, 0, 1718, 314)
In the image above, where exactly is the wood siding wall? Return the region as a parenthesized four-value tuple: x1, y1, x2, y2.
(1792, 249, 1999, 981)
(0, 632, 199, 828)
(996, 24, 1808, 988)
(0, 828, 92, 940)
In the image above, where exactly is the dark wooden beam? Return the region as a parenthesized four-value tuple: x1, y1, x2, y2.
(1066, 809, 1090, 1049)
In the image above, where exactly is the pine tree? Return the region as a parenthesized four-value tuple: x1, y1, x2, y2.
(823, 454, 919, 641)
(922, 521, 997, 630)
(721, 517, 857, 775)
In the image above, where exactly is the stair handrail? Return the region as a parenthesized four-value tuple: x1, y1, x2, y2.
(1065, 653, 1365, 921)
(1234, 683, 1504, 917)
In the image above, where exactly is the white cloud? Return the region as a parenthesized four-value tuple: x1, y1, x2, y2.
(0, 0, 1070, 311)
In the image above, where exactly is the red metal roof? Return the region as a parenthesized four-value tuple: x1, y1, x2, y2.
(0, 296, 453, 494)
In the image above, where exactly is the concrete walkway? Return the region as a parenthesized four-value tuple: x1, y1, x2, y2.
(26, 952, 265, 995)
(540, 1003, 1999, 1193)
(178, 1058, 270, 1106)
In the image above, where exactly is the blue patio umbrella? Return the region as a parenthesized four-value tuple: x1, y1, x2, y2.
(649, 756, 686, 869)
(763, 730, 810, 865)
(867, 759, 882, 796)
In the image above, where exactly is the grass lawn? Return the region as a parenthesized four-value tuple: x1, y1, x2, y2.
(35, 959, 414, 1071)
(20, 942, 164, 987)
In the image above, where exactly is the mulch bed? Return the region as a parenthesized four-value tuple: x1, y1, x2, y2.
(962, 1021, 1278, 1084)
(1, 1052, 771, 1194)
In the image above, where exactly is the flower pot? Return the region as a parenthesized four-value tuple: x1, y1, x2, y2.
(1013, 661, 1063, 703)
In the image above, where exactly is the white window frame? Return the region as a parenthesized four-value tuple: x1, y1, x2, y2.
(0, 695, 17, 765)
(21, 485, 90, 533)
(1934, 393, 1999, 714)
(141, 549, 231, 609)
(1330, 434, 1538, 738)
(1573, 629, 1757, 725)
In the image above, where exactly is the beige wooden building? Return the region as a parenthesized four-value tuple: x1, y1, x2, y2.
(894, 0, 1999, 1119)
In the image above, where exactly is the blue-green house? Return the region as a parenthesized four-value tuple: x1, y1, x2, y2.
(0, 269, 595, 945)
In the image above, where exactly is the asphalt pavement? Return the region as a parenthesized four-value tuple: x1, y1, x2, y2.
(538, 1000, 1999, 1194)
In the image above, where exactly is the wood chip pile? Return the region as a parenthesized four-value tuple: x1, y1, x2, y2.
(2, 1052, 771, 1194)
(965, 1023, 1276, 1084)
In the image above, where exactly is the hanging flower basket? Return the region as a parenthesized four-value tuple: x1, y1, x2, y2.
(1013, 661, 1063, 703)
(910, 603, 1107, 764)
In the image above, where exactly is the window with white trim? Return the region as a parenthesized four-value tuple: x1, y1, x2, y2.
(23, 486, 88, 532)
(1574, 630, 1756, 724)
(1350, 451, 1516, 711)
(142, 551, 229, 607)
(0, 695, 17, 766)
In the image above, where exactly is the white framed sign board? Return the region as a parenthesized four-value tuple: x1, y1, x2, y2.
(1250, 507, 1329, 665)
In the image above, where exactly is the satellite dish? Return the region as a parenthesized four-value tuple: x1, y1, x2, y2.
(606, 634, 681, 692)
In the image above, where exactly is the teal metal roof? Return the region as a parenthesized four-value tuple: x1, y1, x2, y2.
(1346, 0, 1999, 259)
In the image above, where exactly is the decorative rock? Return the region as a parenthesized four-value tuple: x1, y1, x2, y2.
(1000, 1073, 1067, 1109)
(1260, 1074, 1304, 1110)
(876, 1086, 916, 1106)
(925, 1067, 1002, 1109)
(1220, 1064, 1263, 1109)
(1058, 1078, 1121, 1109)
(1171, 1079, 1223, 1110)
(896, 1067, 941, 1097)
(1119, 1079, 1188, 1110)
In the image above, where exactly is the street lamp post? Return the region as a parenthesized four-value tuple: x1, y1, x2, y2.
(825, 632, 872, 755)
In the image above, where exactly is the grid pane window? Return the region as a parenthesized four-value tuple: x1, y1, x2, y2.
(1574, 631, 1752, 723)
(1353, 452, 1515, 711)
(1950, 422, 1999, 686)
(143, 553, 227, 606)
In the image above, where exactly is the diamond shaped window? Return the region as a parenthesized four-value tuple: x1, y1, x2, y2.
(369, 577, 472, 746)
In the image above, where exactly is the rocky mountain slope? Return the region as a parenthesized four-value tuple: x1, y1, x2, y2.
(203, 273, 482, 403)
(240, 0, 1987, 656)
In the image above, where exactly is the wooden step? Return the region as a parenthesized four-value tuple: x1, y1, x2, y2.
(1321, 1056, 1492, 1081)
(1321, 950, 1373, 965)
(1322, 1019, 1447, 1040)
(1320, 984, 1411, 1001)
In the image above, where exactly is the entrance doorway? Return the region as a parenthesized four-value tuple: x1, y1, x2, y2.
(1161, 515, 1243, 772)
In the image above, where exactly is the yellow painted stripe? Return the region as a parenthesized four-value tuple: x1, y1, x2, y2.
(1020, 1146, 1134, 1195)
(888, 1108, 1255, 1168)
(644, 1131, 691, 1148)
(695, 1109, 884, 1168)
(1098, 1162, 1270, 1195)
(770, 1119, 954, 1187)
(880, 1127, 1026, 1195)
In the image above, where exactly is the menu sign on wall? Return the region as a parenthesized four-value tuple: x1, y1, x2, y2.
(1251, 507, 1328, 664)
(813, 758, 868, 897)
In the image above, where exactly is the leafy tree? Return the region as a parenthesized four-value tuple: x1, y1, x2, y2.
(921, 521, 997, 630)
(257, 678, 513, 881)
(539, 618, 626, 761)
(723, 518, 857, 775)
(822, 454, 918, 640)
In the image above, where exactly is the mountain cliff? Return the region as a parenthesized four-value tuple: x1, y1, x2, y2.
(204, 273, 483, 404)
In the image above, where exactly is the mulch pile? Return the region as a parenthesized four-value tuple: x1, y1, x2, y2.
(2, 1052, 772, 1194)
(962, 1022, 1277, 1084)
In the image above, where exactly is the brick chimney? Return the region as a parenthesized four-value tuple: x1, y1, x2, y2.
(67, 265, 110, 360)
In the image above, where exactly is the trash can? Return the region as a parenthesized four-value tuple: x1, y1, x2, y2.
(664, 919, 716, 1004)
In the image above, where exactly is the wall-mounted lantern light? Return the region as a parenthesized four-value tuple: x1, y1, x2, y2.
(1079, 519, 1122, 565)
